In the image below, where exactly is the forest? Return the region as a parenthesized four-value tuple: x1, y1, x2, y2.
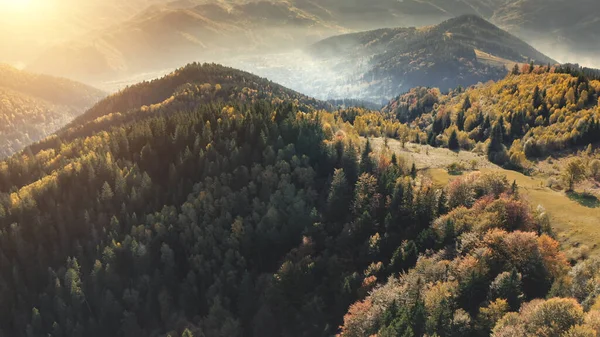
(369, 64, 600, 172)
(1, 63, 600, 337)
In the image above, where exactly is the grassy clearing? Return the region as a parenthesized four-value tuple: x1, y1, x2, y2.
(474, 49, 518, 70)
(371, 137, 600, 257)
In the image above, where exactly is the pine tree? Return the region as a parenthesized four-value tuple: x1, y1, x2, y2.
(100, 181, 114, 202)
(448, 130, 459, 151)
(533, 85, 543, 108)
(487, 121, 505, 163)
(512, 64, 520, 75)
(327, 169, 351, 224)
(510, 111, 524, 140)
(360, 139, 375, 174)
(437, 190, 448, 216)
(482, 115, 491, 132)
(456, 110, 465, 131)
(427, 130, 437, 146)
(462, 96, 471, 112)
(342, 143, 360, 185)
(511, 180, 519, 198)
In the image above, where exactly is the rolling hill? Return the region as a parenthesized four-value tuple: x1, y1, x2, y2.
(0, 64, 105, 158)
(0, 62, 595, 337)
(0, 62, 354, 337)
(307, 15, 555, 103)
(378, 64, 600, 160)
(26, 1, 344, 86)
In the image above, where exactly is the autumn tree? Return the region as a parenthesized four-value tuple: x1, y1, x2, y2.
(562, 158, 586, 191)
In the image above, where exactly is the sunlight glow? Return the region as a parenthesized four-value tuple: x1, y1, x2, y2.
(0, 0, 36, 11)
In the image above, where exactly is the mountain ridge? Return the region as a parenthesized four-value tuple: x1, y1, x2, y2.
(304, 14, 555, 103)
(26, 1, 344, 85)
(0, 64, 105, 158)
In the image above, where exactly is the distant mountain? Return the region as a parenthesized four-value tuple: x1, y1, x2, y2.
(296, 0, 600, 66)
(0, 65, 105, 158)
(306, 15, 555, 103)
(26, 1, 344, 86)
(290, 0, 600, 60)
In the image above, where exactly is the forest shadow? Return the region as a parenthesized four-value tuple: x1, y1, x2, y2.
(567, 191, 600, 208)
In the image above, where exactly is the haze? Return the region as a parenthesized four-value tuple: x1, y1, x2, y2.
(2, 0, 596, 105)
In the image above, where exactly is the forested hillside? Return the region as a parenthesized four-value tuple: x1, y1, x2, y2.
(0, 65, 104, 158)
(367, 64, 600, 170)
(1, 63, 598, 337)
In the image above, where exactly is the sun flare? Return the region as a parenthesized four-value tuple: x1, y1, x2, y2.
(0, 0, 36, 11)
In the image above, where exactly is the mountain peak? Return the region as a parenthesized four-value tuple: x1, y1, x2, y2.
(306, 14, 555, 102)
(450, 13, 491, 24)
(437, 13, 510, 33)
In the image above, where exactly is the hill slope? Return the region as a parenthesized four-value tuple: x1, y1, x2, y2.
(307, 15, 555, 103)
(27, 1, 343, 86)
(0, 62, 595, 337)
(379, 65, 600, 161)
(294, 0, 600, 65)
(0, 65, 105, 158)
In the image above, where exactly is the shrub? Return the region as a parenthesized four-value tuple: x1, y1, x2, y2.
(447, 162, 467, 175)
(493, 298, 585, 337)
(589, 159, 600, 181)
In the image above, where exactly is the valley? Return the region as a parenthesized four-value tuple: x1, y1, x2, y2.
(85, 14, 556, 107)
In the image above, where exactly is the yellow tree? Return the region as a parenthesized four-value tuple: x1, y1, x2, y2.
(562, 158, 586, 191)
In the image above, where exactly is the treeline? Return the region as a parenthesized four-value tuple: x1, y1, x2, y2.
(380, 66, 600, 169)
(555, 63, 600, 82)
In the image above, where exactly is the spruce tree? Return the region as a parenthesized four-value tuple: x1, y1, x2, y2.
(456, 110, 465, 131)
(448, 130, 460, 151)
(360, 138, 375, 174)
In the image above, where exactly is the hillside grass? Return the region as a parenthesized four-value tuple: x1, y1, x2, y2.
(474, 49, 518, 70)
(370, 137, 600, 257)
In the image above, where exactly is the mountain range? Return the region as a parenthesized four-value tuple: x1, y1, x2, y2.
(20, 0, 600, 92)
(26, 1, 343, 85)
(242, 15, 556, 103)
(293, 0, 600, 63)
